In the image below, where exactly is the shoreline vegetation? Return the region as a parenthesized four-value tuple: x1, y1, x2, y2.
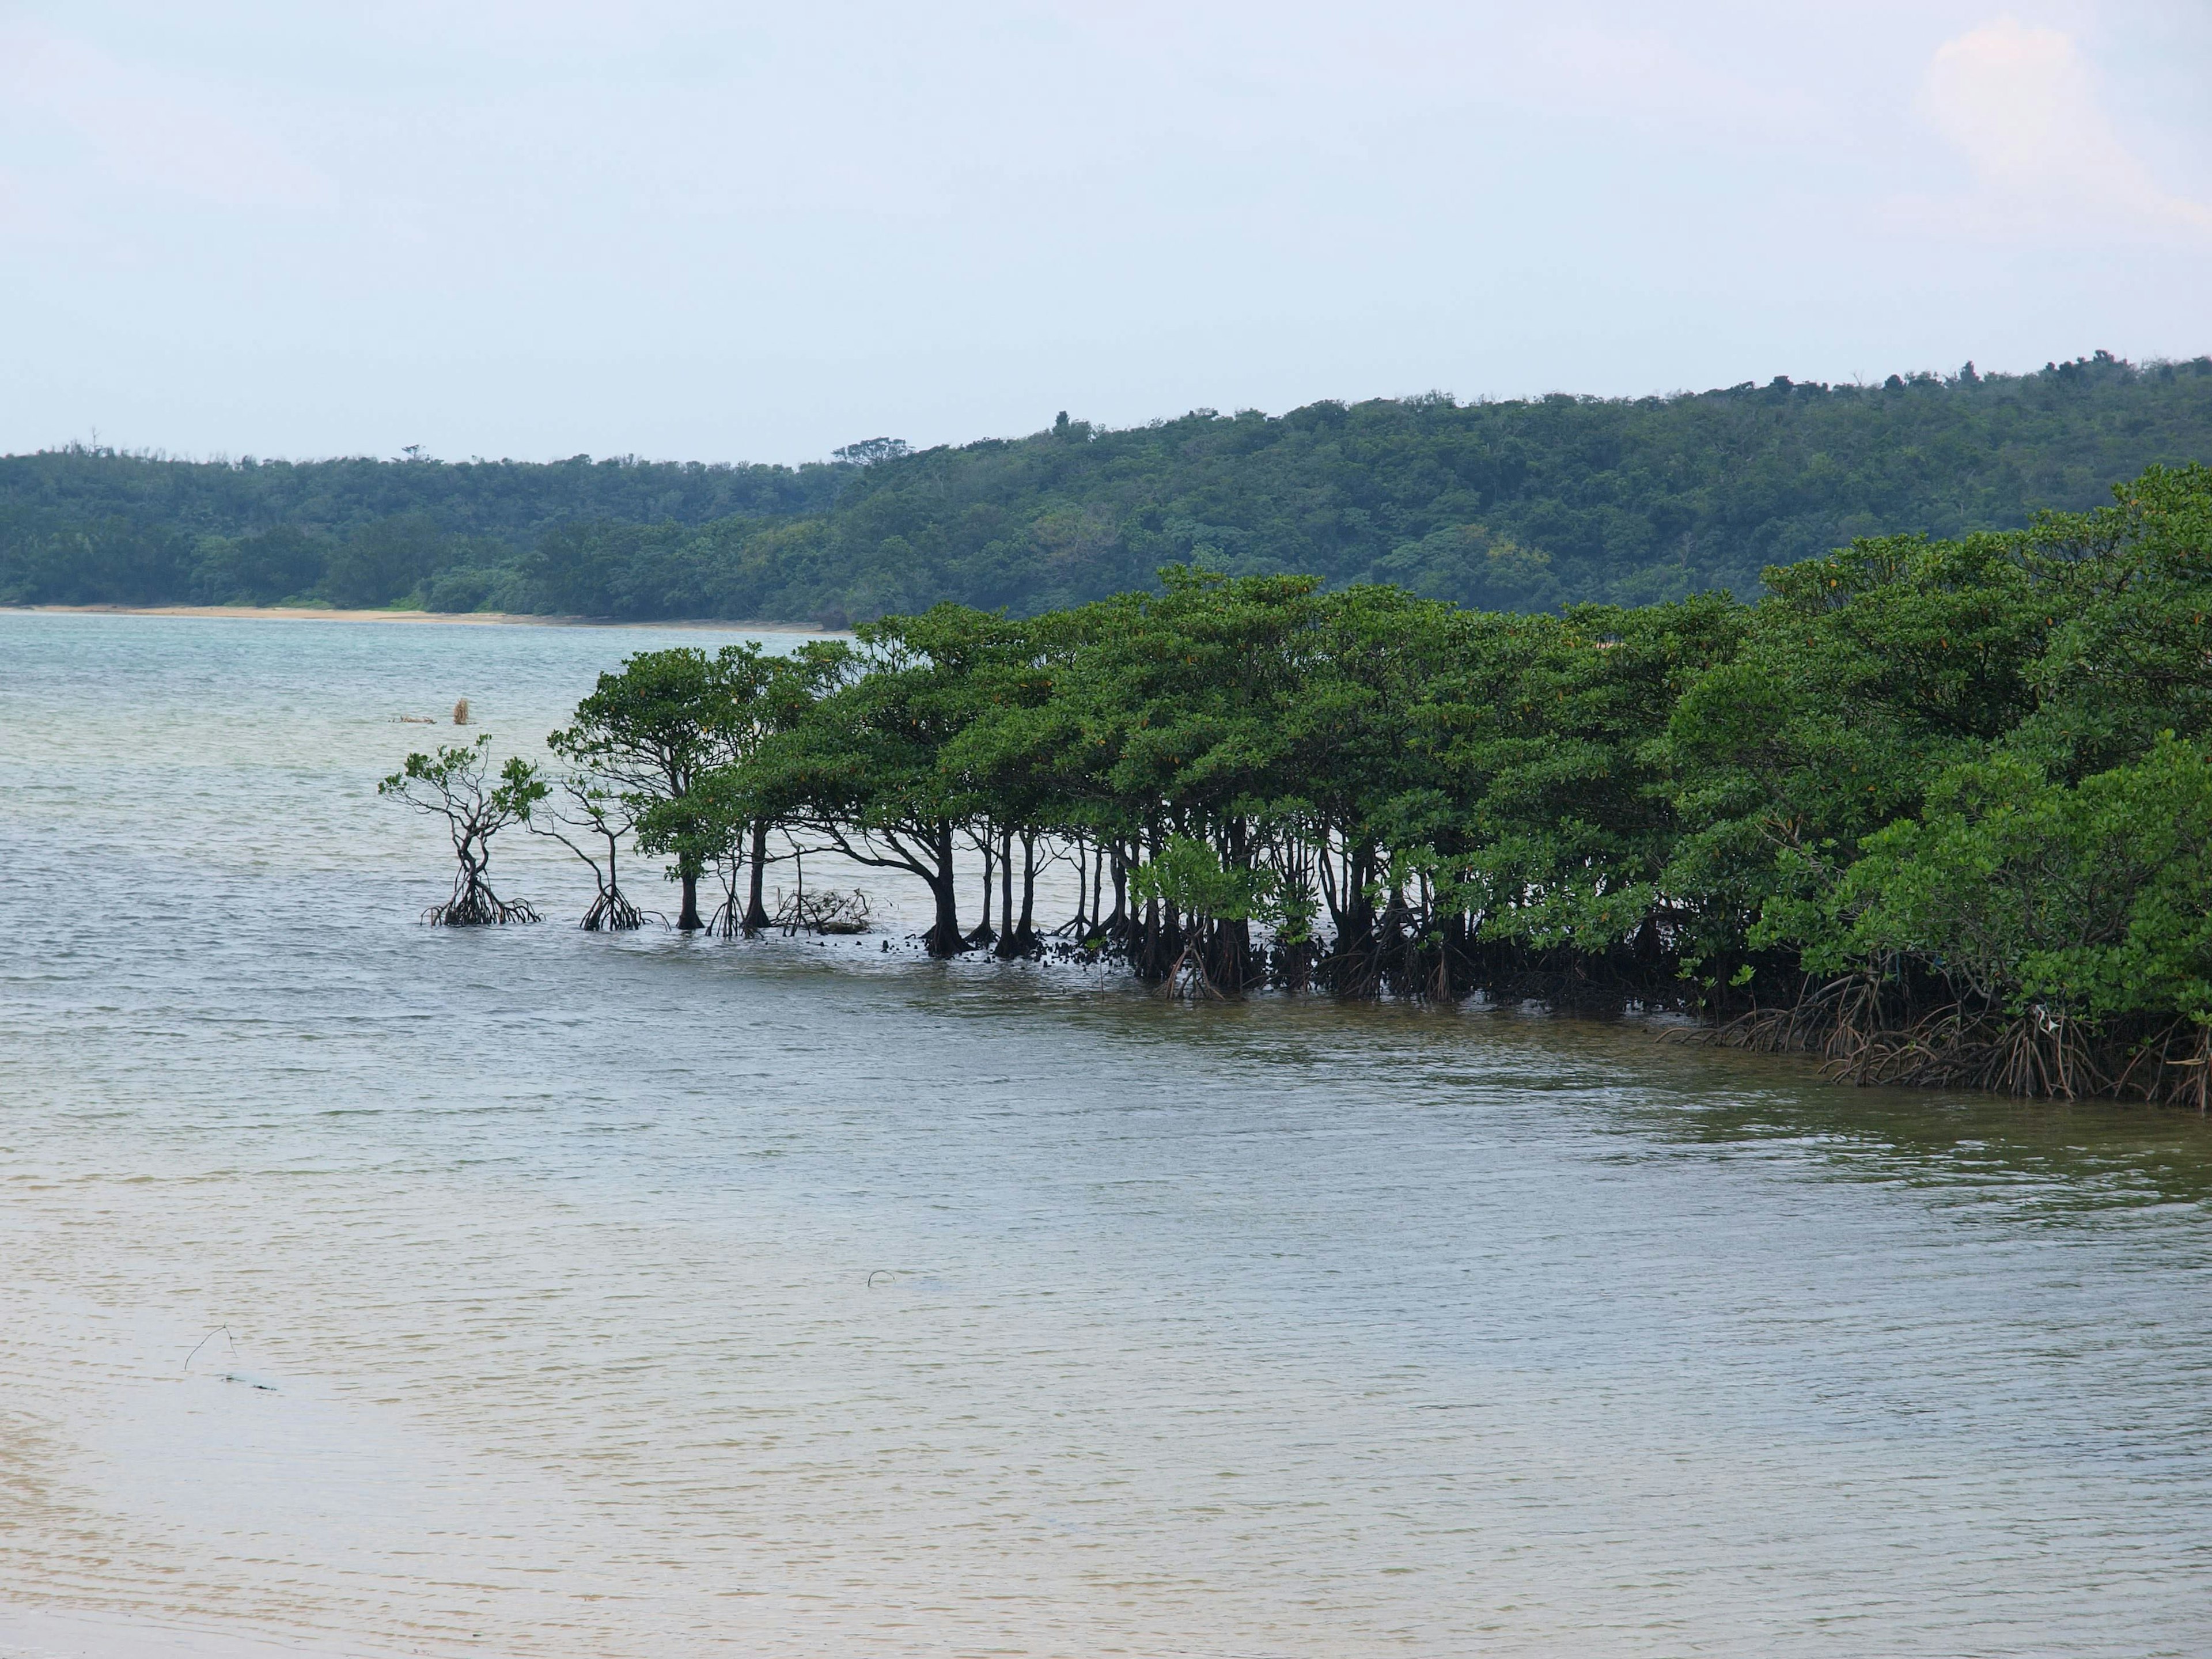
(8, 354, 2210, 628)
(385, 463, 2212, 1111)
(10, 602, 839, 632)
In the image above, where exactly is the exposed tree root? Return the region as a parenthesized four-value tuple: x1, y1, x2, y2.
(425, 885, 540, 926)
(1699, 974, 2212, 1109)
(581, 887, 648, 931)
(994, 926, 1043, 960)
(1158, 937, 1229, 1000)
(2115, 1020, 2212, 1112)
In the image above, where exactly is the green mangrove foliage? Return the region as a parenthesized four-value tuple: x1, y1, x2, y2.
(549, 645, 776, 933)
(387, 463, 2208, 1106)
(378, 735, 548, 926)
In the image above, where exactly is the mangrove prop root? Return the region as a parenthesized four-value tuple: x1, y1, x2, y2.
(1158, 938, 1227, 1001)
(424, 886, 541, 926)
(581, 888, 647, 931)
(1699, 975, 2212, 1107)
(994, 926, 1043, 961)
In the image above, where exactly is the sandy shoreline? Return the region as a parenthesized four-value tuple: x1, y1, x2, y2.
(0, 1604, 354, 1659)
(9, 603, 836, 634)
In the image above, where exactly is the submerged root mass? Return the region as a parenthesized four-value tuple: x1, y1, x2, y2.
(1702, 975, 2212, 1111)
(425, 887, 541, 926)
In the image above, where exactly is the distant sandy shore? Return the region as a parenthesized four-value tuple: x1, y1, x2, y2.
(10, 603, 835, 634)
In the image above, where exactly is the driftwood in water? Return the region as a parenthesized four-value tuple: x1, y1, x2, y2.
(772, 885, 872, 934)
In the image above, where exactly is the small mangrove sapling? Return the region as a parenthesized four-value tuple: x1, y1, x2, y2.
(379, 734, 547, 925)
(528, 772, 651, 930)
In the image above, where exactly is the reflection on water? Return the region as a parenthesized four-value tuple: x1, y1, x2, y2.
(3, 611, 2211, 1658)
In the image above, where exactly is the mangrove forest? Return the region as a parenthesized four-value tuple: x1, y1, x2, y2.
(387, 462, 2212, 1110)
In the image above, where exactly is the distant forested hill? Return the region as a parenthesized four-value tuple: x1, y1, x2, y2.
(7, 352, 2208, 622)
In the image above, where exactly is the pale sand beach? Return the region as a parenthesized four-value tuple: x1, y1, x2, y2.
(11, 604, 835, 634)
(0, 1606, 346, 1659)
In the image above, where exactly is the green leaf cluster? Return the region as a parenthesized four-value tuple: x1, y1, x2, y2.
(641, 461, 2212, 1058)
(1669, 462, 2212, 1037)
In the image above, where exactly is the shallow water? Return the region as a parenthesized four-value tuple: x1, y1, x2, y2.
(3, 609, 2211, 1658)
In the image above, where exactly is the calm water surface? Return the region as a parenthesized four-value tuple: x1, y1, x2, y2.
(3, 610, 2211, 1658)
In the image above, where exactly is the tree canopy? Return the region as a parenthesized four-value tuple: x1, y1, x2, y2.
(9, 353, 2208, 621)
(509, 461, 2212, 1107)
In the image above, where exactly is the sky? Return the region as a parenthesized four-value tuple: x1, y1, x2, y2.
(1, 1, 2207, 465)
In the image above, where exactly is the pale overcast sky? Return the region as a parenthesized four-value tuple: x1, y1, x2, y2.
(2, 1, 2206, 463)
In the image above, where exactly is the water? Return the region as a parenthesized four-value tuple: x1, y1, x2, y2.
(3, 609, 2211, 1658)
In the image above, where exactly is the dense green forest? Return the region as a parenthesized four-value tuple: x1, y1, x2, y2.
(393, 461, 2212, 1107)
(9, 352, 2210, 622)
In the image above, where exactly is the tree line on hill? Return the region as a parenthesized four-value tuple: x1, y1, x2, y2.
(385, 463, 2212, 1108)
(9, 353, 2210, 621)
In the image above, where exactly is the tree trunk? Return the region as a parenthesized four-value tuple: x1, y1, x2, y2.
(1071, 836, 1088, 934)
(743, 819, 771, 933)
(1000, 829, 1038, 957)
(1220, 817, 1250, 992)
(994, 825, 1018, 957)
(923, 819, 965, 957)
(969, 825, 996, 948)
(1018, 833, 1037, 940)
(677, 860, 703, 931)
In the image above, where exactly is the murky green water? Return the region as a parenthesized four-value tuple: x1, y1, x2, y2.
(3, 611, 2210, 1658)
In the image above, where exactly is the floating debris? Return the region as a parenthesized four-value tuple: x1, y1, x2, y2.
(773, 887, 871, 935)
